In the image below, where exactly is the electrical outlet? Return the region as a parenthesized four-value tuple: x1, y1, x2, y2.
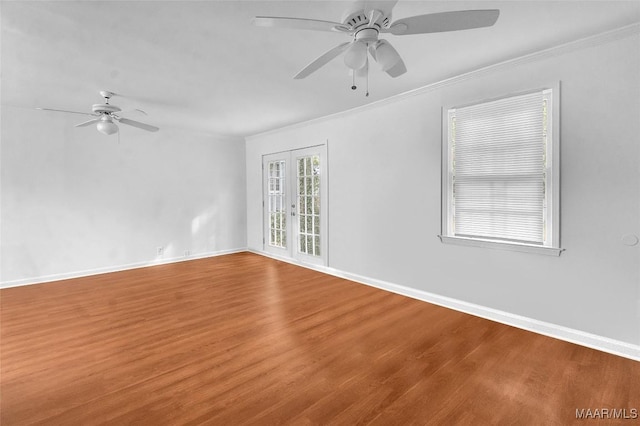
(157, 246, 164, 256)
(184, 250, 191, 257)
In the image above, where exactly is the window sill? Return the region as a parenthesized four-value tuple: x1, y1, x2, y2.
(438, 235, 564, 256)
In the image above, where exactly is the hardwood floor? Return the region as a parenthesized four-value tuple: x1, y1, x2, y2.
(1, 252, 638, 425)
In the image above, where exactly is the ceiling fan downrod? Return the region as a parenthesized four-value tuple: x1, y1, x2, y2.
(99, 90, 115, 104)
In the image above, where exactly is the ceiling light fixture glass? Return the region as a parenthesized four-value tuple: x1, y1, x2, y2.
(374, 41, 401, 72)
(96, 116, 118, 135)
(350, 53, 371, 97)
(344, 41, 367, 70)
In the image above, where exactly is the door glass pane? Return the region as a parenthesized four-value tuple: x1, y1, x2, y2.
(306, 235, 313, 254)
(296, 155, 321, 256)
(314, 236, 321, 256)
(305, 177, 312, 195)
(267, 160, 287, 248)
(313, 196, 320, 215)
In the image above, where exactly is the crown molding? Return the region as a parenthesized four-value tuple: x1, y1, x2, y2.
(396, 22, 640, 100)
(247, 22, 640, 141)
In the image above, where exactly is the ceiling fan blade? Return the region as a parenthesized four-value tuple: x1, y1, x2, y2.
(253, 16, 350, 32)
(366, 9, 384, 28)
(117, 117, 159, 132)
(75, 118, 100, 128)
(294, 42, 352, 79)
(386, 9, 500, 35)
(36, 107, 96, 117)
(119, 108, 148, 116)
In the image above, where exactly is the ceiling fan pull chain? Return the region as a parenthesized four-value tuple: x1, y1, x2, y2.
(365, 52, 369, 97)
(351, 69, 356, 91)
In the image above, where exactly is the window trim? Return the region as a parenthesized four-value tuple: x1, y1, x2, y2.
(440, 84, 563, 256)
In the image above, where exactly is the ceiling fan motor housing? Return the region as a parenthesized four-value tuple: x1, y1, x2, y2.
(354, 28, 379, 43)
(92, 104, 121, 114)
(342, 9, 391, 31)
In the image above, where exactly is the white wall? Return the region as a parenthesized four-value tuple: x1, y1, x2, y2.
(246, 32, 640, 346)
(1, 107, 247, 287)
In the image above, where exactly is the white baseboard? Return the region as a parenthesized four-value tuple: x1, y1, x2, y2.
(5, 248, 638, 361)
(0, 248, 247, 289)
(248, 249, 640, 362)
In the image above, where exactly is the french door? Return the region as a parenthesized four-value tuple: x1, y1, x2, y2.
(263, 145, 327, 266)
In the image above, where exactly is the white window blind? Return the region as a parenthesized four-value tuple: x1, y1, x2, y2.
(447, 89, 553, 246)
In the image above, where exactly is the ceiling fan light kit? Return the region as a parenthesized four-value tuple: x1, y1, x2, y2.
(253, 1, 499, 94)
(374, 41, 401, 72)
(36, 90, 159, 136)
(344, 40, 368, 70)
(96, 116, 119, 135)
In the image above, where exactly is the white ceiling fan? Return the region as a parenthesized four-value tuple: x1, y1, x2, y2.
(37, 91, 159, 135)
(254, 0, 499, 91)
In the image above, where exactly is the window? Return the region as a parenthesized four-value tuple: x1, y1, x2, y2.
(441, 87, 562, 255)
(267, 160, 287, 248)
(296, 155, 321, 256)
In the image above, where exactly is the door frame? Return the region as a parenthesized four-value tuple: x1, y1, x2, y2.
(262, 151, 291, 259)
(262, 144, 328, 266)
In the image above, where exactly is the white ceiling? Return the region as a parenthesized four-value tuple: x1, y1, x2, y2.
(2, 0, 639, 138)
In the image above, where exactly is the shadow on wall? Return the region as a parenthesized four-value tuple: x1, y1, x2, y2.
(150, 205, 219, 263)
(152, 195, 238, 265)
(191, 205, 220, 253)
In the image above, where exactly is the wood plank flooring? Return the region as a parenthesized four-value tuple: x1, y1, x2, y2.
(1, 252, 638, 425)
